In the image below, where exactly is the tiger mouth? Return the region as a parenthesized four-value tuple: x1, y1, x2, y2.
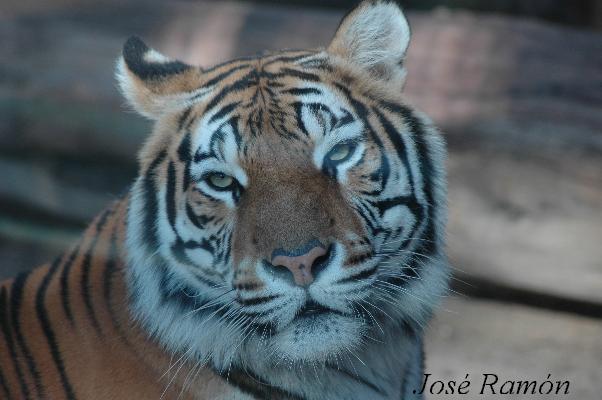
(295, 300, 346, 319)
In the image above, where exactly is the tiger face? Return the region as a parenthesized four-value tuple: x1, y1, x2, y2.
(120, 1, 448, 370)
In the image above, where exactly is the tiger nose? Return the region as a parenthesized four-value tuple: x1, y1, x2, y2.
(270, 241, 329, 287)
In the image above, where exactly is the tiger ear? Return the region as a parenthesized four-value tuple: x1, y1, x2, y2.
(328, 1, 410, 85)
(116, 36, 204, 119)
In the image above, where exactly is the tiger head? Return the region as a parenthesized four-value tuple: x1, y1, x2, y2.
(119, 1, 448, 370)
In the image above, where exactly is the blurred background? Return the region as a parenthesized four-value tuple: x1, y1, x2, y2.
(1, 0, 601, 398)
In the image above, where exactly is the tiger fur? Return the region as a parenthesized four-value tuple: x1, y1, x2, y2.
(0, 1, 449, 399)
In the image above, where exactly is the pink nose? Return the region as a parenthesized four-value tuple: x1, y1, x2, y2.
(271, 245, 327, 287)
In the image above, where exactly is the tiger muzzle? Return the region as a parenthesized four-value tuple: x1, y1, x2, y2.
(232, 169, 362, 286)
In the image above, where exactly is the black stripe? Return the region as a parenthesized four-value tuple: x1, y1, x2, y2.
(221, 230, 233, 265)
(346, 251, 374, 267)
(201, 64, 250, 89)
(215, 366, 306, 400)
(177, 132, 192, 190)
(276, 68, 321, 82)
(283, 87, 322, 96)
(246, 109, 262, 138)
(80, 210, 112, 336)
(352, 203, 380, 238)
(397, 108, 436, 256)
(229, 117, 243, 151)
(203, 70, 257, 113)
(209, 101, 241, 124)
(336, 266, 377, 284)
(176, 132, 192, 164)
(102, 230, 119, 330)
(209, 125, 228, 160)
(370, 129, 391, 191)
(308, 102, 335, 131)
(36, 258, 77, 400)
(293, 102, 309, 136)
(122, 36, 190, 80)
(373, 109, 415, 193)
(234, 282, 261, 291)
(177, 106, 192, 131)
(334, 108, 355, 129)
(10, 271, 44, 399)
(298, 57, 330, 70)
(169, 239, 219, 280)
(0, 364, 10, 400)
(194, 149, 215, 163)
(177, 131, 192, 162)
(59, 245, 80, 325)
(0, 286, 26, 399)
(141, 150, 167, 250)
(185, 203, 205, 230)
(166, 161, 178, 232)
(355, 198, 380, 233)
(203, 57, 255, 74)
(263, 52, 315, 66)
(372, 195, 420, 216)
(237, 295, 279, 307)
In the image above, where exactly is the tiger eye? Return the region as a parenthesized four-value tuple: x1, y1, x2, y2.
(207, 172, 234, 189)
(328, 143, 352, 162)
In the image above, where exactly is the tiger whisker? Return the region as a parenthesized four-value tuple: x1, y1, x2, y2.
(160, 344, 195, 400)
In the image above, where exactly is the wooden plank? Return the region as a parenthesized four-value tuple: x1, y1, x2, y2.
(0, 156, 129, 225)
(0, 221, 79, 279)
(448, 150, 602, 303)
(425, 297, 602, 399)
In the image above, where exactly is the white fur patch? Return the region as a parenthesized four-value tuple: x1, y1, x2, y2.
(329, 1, 410, 82)
(144, 49, 172, 63)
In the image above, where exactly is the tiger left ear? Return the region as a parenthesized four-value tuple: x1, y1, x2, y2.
(328, 0, 410, 85)
(116, 36, 204, 119)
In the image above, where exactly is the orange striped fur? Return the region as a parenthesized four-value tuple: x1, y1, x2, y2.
(0, 200, 261, 399)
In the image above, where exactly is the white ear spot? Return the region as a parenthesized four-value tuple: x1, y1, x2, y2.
(328, 1, 410, 83)
(144, 49, 172, 64)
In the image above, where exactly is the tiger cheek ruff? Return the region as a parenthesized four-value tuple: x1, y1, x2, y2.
(0, 1, 449, 399)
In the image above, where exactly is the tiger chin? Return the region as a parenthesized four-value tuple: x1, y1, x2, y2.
(0, 1, 449, 399)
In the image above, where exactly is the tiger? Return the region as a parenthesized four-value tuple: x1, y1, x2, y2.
(0, 1, 449, 399)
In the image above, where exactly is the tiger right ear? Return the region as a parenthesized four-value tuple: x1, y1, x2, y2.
(328, 1, 411, 85)
(116, 36, 205, 119)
